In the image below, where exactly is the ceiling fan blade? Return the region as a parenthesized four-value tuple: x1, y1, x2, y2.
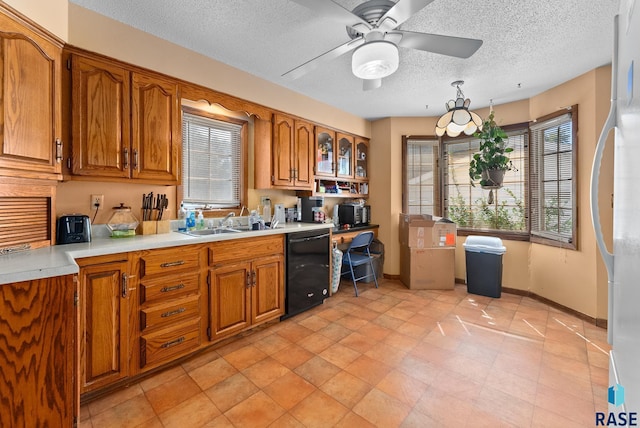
(394, 30, 483, 58)
(363, 78, 382, 91)
(289, 0, 373, 34)
(377, 0, 436, 31)
(282, 37, 365, 80)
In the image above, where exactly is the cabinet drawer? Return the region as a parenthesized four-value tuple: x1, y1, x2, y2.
(140, 250, 199, 278)
(140, 294, 200, 332)
(140, 318, 201, 368)
(140, 273, 199, 304)
(209, 235, 284, 265)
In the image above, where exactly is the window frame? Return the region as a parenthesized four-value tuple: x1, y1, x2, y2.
(528, 105, 579, 250)
(402, 135, 441, 216)
(441, 122, 530, 241)
(178, 105, 248, 213)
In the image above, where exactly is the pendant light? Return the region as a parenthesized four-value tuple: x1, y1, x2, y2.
(435, 80, 483, 137)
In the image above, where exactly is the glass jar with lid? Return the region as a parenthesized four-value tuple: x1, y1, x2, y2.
(107, 203, 139, 237)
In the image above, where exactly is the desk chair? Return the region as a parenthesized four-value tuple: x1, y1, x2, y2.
(341, 231, 379, 296)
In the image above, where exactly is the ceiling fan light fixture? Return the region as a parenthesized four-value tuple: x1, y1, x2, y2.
(352, 41, 399, 80)
(435, 80, 483, 137)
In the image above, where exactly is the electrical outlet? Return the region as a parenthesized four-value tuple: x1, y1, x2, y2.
(90, 194, 104, 211)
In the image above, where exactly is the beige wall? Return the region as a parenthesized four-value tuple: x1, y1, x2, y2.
(5, 0, 68, 40)
(371, 67, 614, 319)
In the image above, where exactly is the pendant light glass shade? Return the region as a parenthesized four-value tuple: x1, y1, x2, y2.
(352, 41, 399, 80)
(435, 81, 483, 137)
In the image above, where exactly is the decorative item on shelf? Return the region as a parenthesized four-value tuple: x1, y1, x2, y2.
(468, 108, 515, 193)
(435, 80, 483, 137)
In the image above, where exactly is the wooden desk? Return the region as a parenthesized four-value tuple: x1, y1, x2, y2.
(331, 225, 378, 246)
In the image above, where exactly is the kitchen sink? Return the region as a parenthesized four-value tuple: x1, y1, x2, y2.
(181, 226, 251, 236)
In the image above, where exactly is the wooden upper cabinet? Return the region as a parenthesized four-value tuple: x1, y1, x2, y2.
(0, 10, 62, 180)
(336, 133, 354, 179)
(71, 55, 130, 178)
(271, 114, 314, 190)
(315, 127, 336, 178)
(67, 49, 180, 184)
(293, 119, 314, 189)
(131, 72, 180, 183)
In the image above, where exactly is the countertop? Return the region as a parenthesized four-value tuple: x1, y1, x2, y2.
(0, 222, 333, 285)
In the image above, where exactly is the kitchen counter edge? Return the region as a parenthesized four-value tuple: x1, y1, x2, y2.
(0, 223, 333, 285)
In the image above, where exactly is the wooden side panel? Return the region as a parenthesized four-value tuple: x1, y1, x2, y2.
(253, 116, 273, 189)
(71, 54, 130, 178)
(0, 275, 75, 427)
(131, 72, 180, 183)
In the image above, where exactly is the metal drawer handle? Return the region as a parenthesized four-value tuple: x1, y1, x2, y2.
(161, 308, 186, 318)
(160, 260, 185, 268)
(160, 336, 185, 349)
(161, 284, 185, 293)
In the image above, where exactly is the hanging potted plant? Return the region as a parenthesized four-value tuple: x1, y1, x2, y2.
(469, 112, 514, 188)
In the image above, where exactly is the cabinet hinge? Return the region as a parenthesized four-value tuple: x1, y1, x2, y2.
(66, 58, 72, 70)
(67, 157, 72, 170)
(207, 326, 211, 338)
(271, 175, 275, 184)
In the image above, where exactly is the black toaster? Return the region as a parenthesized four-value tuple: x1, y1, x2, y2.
(57, 215, 91, 244)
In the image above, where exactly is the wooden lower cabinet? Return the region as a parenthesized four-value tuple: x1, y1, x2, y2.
(0, 275, 77, 427)
(208, 236, 285, 341)
(77, 255, 132, 394)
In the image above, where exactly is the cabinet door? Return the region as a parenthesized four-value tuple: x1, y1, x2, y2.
(315, 127, 336, 177)
(252, 254, 284, 325)
(336, 133, 354, 178)
(293, 120, 314, 189)
(0, 276, 76, 427)
(208, 262, 251, 341)
(272, 114, 294, 187)
(0, 14, 62, 179)
(131, 72, 180, 183)
(355, 138, 369, 180)
(71, 55, 131, 178)
(79, 260, 130, 393)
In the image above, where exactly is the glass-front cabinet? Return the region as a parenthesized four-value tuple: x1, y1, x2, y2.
(355, 139, 368, 180)
(336, 133, 354, 178)
(315, 127, 336, 177)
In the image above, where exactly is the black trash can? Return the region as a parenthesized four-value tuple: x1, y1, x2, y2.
(463, 236, 506, 298)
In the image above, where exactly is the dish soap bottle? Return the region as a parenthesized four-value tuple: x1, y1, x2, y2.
(178, 202, 187, 231)
(196, 210, 205, 230)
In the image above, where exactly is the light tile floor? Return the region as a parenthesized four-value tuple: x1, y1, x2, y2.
(80, 279, 610, 427)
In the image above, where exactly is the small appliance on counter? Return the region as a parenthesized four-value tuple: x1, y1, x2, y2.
(106, 203, 139, 238)
(338, 203, 370, 227)
(57, 214, 91, 244)
(300, 196, 324, 223)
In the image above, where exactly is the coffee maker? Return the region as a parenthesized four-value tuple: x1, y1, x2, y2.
(300, 196, 324, 223)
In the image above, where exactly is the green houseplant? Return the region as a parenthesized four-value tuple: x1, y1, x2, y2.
(469, 112, 513, 188)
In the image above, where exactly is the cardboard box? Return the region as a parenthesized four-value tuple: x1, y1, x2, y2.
(399, 214, 456, 248)
(400, 246, 455, 290)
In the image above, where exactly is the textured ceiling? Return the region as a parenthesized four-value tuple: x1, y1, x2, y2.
(69, 0, 619, 120)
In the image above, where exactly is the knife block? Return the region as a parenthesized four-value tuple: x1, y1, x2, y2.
(156, 220, 171, 234)
(137, 221, 157, 235)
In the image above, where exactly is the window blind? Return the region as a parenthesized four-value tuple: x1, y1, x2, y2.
(405, 138, 438, 215)
(182, 113, 242, 207)
(530, 112, 574, 243)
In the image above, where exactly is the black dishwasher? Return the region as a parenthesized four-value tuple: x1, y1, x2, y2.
(282, 229, 330, 319)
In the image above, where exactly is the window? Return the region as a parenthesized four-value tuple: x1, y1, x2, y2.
(442, 125, 528, 233)
(181, 107, 247, 209)
(403, 136, 438, 215)
(530, 107, 578, 248)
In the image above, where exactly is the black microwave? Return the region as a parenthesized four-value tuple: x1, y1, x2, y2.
(338, 204, 370, 227)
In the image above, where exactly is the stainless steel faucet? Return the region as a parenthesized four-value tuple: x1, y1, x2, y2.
(219, 212, 235, 227)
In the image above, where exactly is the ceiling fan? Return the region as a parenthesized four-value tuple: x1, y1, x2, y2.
(283, 0, 483, 90)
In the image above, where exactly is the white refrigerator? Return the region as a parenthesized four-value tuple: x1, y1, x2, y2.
(592, 0, 640, 414)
